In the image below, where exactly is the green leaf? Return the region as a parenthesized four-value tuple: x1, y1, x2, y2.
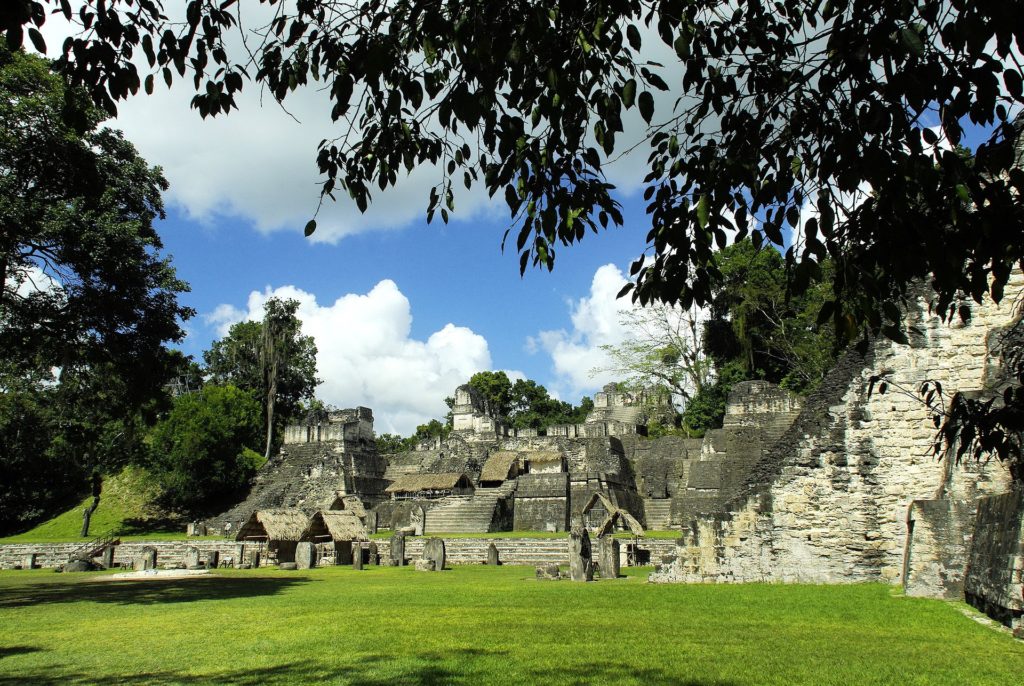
(696, 194, 709, 229)
(900, 27, 924, 57)
(638, 91, 654, 124)
(27, 28, 46, 54)
(621, 79, 637, 108)
(673, 34, 690, 59)
(303, 219, 317, 237)
(626, 24, 641, 51)
(1004, 69, 1023, 100)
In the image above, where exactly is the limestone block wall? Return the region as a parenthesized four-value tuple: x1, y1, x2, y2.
(0, 540, 240, 569)
(651, 275, 1021, 585)
(964, 489, 1024, 632)
(374, 536, 678, 566)
(903, 495, 979, 599)
(514, 474, 569, 531)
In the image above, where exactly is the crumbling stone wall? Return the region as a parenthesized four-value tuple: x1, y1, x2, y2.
(651, 275, 1021, 585)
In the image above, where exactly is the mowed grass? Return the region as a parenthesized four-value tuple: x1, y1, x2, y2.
(1, 566, 1021, 685)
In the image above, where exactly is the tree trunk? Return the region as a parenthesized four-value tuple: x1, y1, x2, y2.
(263, 363, 278, 461)
(80, 496, 99, 537)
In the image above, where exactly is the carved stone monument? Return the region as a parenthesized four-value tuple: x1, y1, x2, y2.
(368, 542, 379, 565)
(206, 551, 220, 569)
(414, 558, 435, 572)
(100, 545, 115, 569)
(352, 541, 363, 570)
(422, 538, 446, 572)
(391, 532, 406, 566)
(135, 546, 157, 571)
(535, 564, 561, 580)
(184, 546, 201, 569)
(487, 542, 500, 566)
(21, 553, 37, 570)
(411, 506, 426, 536)
(597, 536, 620, 579)
(568, 518, 594, 582)
(295, 541, 318, 570)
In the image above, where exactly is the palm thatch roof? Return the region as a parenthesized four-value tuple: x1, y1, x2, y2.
(385, 472, 472, 494)
(302, 510, 367, 542)
(480, 451, 519, 482)
(525, 451, 563, 464)
(235, 509, 309, 542)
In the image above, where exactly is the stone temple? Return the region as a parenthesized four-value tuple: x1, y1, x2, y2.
(206, 272, 1024, 635)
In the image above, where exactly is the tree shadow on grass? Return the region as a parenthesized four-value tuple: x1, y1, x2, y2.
(0, 646, 43, 660)
(0, 575, 309, 609)
(0, 649, 740, 685)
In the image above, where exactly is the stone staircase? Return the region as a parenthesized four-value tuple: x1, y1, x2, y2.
(644, 499, 673, 530)
(423, 482, 516, 534)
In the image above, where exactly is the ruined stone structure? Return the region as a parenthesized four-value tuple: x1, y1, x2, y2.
(648, 274, 1023, 611)
(207, 407, 387, 532)
(190, 271, 1024, 631)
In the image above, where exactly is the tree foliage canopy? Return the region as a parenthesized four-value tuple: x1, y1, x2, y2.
(7, 0, 1023, 478)
(0, 46, 192, 398)
(148, 384, 264, 515)
(0, 46, 192, 531)
(467, 371, 592, 430)
(203, 297, 319, 455)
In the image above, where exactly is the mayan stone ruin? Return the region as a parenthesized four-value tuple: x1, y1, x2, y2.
(180, 273, 1024, 634)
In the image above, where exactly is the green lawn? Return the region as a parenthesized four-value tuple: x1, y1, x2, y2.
(1, 566, 1021, 685)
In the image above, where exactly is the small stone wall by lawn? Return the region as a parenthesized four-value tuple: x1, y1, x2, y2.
(0, 536, 678, 570)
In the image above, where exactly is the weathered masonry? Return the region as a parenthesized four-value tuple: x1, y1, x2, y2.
(198, 274, 1024, 634)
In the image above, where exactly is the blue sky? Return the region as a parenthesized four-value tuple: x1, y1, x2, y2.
(60, 3, 672, 436)
(35, 8, 1003, 436)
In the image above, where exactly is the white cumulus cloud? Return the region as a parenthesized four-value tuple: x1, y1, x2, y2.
(207, 280, 493, 435)
(531, 263, 639, 401)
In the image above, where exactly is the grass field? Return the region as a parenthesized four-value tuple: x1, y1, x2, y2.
(1, 565, 1021, 685)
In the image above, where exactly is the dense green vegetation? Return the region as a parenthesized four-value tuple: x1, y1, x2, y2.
(204, 297, 319, 459)
(0, 566, 1021, 684)
(378, 371, 594, 453)
(148, 385, 265, 516)
(0, 47, 192, 535)
(680, 241, 837, 434)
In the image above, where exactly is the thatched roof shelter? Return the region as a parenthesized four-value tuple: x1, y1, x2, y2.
(581, 492, 645, 538)
(302, 510, 367, 542)
(385, 472, 474, 495)
(328, 494, 368, 519)
(235, 509, 308, 542)
(526, 451, 563, 464)
(480, 451, 519, 483)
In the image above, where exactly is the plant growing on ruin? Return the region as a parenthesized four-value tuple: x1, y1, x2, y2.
(595, 302, 713, 415)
